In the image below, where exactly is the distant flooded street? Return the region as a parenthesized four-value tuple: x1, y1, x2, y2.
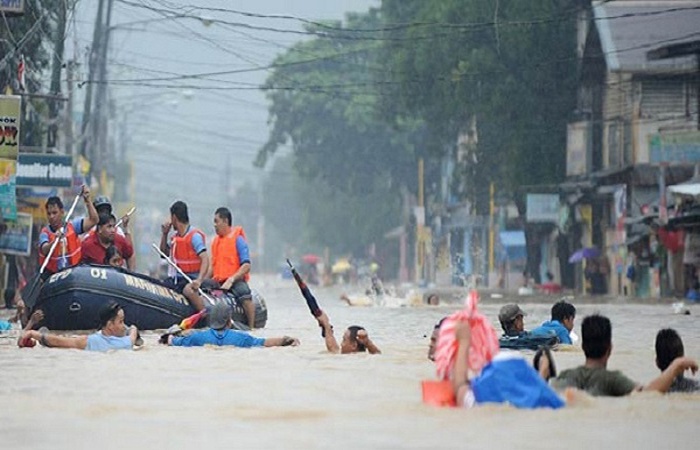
(1, 275, 699, 449)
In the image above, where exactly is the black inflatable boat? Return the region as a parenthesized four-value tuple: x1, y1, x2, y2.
(28, 265, 268, 330)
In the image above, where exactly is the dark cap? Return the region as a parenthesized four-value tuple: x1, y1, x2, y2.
(498, 304, 527, 323)
(208, 301, 232, 330)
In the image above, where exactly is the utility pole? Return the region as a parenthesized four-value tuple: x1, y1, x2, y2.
(92, 0, 114, 181)
(47, 1, 67, 149)
(79, 0, 105, 175)
(65, 60, 75, 163)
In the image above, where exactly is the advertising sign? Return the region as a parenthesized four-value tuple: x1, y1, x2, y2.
(526, 194, 559, 223)
(0, 0, 24, 15)
(16, 153, 73, 187)
(0, 158, 17, 220)
(0, 95, 20, 159)
(0, 212, 32, 255)
(650, 132, 700, 163)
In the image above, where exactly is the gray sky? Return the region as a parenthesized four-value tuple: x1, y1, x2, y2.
(70, 0, 377, 263)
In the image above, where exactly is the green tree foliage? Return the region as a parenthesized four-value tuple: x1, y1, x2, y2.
(1, 0, 65, 146)
(380, 0, 578, 212)
(257, 10, 418, 257)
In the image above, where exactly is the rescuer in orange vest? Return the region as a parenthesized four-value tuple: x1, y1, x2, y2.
(38, 185, 99, 278)
(202, 207, 256, 329)
(159, 201, 208, 311)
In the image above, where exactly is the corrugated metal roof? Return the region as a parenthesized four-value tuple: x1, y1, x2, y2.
(593, 1, 700, 72)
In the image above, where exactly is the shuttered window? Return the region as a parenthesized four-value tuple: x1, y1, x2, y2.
(640, 79, 687, 116)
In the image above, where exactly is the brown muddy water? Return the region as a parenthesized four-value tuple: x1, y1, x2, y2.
(1, 275, 698, 449)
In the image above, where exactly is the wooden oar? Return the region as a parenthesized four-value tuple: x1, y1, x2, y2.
(115, 206, 136, 228)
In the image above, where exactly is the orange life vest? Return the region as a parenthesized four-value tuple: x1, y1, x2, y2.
(39, 222, 82, 273)
(171, 227, 206, 275)
(211, 226, 250, 283)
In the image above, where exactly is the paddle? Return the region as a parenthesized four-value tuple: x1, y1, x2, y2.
(286, 259, 326, 336)
(115, 206, 136, 228)
(23, 191, 83, 309)
(151, 243, 250, 331)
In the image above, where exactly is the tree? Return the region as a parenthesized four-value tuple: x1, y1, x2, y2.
(1, 0, 64, 146)
(257, 10, 420, 259)
(380, 0, 578, 212)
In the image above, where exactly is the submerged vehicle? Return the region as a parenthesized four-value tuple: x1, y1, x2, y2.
(26, 265, 268, 330)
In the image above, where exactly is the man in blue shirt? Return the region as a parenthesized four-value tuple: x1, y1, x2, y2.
(531, 300, 576, 345)
(18, 301, 139, 351)
(163, 301, 299, 348)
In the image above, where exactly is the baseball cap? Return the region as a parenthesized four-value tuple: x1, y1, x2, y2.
(498, 304, 527, 323)
(208, 301, 232, 330)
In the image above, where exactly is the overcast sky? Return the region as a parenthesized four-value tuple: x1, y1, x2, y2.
(71, 0, 378, 234)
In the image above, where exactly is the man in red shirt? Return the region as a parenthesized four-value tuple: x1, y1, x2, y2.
(81, 213, 135, 270)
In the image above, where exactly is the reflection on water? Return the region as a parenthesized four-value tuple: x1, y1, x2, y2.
(1, 275, 699, 449)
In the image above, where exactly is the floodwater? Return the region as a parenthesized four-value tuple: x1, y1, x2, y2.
(1, 275, 699, 449)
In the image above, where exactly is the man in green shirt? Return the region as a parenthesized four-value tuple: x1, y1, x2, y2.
(548, 314, 697, 396)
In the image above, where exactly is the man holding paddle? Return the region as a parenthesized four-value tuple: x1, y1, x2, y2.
(201, 207, 256, 329)
(38, 185, 98, 278)
(160, 201, 208, 311)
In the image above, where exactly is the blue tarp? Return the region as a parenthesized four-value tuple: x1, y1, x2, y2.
(499, 231, 526, 261)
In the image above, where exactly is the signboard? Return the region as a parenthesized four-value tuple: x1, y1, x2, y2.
(649, 132, 700, 163)
(566, 121, 589, 176)
(0, 95, 20, 159)
(16, 153, 73, 187)
(526, 194, 560, 223)
(16, 186, 58, 221)
(0, 158, 17, 220)
(0, 0, 23, 15)
(0, 212, 32, 255)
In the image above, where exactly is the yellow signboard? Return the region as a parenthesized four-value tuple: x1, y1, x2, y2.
(0, 95, 21, 160)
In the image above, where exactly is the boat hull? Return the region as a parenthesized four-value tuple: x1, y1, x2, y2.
(31, 265, 268, 330)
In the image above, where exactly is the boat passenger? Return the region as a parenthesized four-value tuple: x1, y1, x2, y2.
(161, 301, 298, 348)
(81, 213, 134, 270)
(18, 301, 140, 351)
(87, 196, 135, 268)
(201, 207, 256, 329)
(499, 304, 527, 336)
(315, 311, 381, 354)
(531, 300, 576, 345)
(104, 245, 124, 268)
(655, 328, 700, 393)
(160, 201, 208, 311)
(38, 185, 98, 278)
(546, 315, 698, 396)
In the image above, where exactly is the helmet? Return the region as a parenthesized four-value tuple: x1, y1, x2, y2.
(93, 196, 112, 213)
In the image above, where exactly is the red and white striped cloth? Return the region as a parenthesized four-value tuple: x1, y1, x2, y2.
(17, 54, 26, 92)
(434, 290, 499, 380)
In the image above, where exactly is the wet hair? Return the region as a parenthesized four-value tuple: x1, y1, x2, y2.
(551, 300, 576, 322)
(581, 314, 612, 359)
(215, 207, 232, 226)
(45, 196, 63, 210)
(170, 201, 189, 223)
(97, 213, 116, 228)
(347, 325, 367, 352)
(655, 328, 684, 371)
(434, 317, 447, 330)
(98, 301, 122, 328)
(104, 245, 122, 265)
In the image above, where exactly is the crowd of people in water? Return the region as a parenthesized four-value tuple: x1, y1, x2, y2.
(6, 188, 699, 408)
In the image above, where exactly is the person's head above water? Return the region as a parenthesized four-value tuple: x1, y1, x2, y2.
(498, 304, 526, 335)
(341, 325, 367, 353)
(655, 328, 685, 371)
(551, 300, 576, 332)
(428, 317, 447, 361)
(581, 314, 612, 362)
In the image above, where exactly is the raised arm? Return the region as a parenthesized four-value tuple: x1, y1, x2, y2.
(159, 221, 171, 254)
(81, 186, 99, 231)
(317, 311, 339, 353)
(644, 357, 698, 393)
(452, 320, 472, 407)
(357, 329, 381, 354)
